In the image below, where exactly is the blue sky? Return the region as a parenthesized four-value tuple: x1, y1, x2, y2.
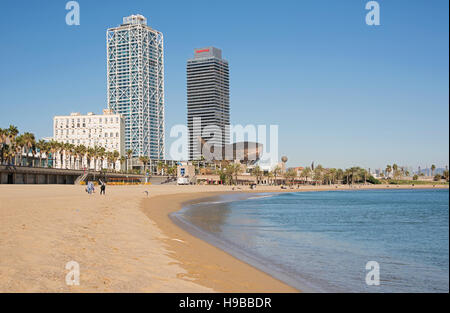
(0, 0, 448, 169)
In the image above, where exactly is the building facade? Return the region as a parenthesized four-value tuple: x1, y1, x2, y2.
(107, 14, 164, 159)
(53, 109, 125, 156)
(187, 47, 230, 160)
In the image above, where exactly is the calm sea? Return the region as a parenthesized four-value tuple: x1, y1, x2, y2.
(173, 189, 449, 292)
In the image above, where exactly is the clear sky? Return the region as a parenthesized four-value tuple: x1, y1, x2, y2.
(0, 0, 448, 169)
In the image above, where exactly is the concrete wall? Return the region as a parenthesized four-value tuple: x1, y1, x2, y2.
(0, 166, 144, 185)
(0, 171, 77, 185)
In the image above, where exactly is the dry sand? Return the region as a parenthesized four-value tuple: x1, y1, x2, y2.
(0, 183, 447, 292)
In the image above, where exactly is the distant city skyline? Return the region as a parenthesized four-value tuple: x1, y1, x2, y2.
(0, 0, 448, 169)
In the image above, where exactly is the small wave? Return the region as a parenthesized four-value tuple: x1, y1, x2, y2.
(246, 194, 275, 200)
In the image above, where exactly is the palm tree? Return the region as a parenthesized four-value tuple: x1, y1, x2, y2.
(360, 168, 369, 184)
(87, 147, 95, 170)
(392, 163, 400, 180)
(351, 167, 361, 184)
(3, 144, 14, 165)
(157, 160, 165, 176)
(14, 135, 25, 166)
(343, 168, 351, 184)
(139, 156, 150, 174)
(112, 150, 120, 171)
(62, 143, 73, 169)
(443, 166, 449, 182)
(7, 125, 19, 142)
(273, 165, 282, 185)
(92, 146, 104, 171)
(126, 149, 133, 172)
(54, 141, 64, 169)
(23, 133, 36, 166)
(328, 168, 337, 185)
(284, 168, 297, 186)
(106, 152, 114, 171)
(77, 144, 87, 170)
(35, 140, 47, 167)
(431, 164, 436, 177)
(313, 165, 324, 185)
(0, 128, 6, 164)
(167, 165, 177, 178)
(5, 124, 19, 165)
(97, 147, 106, 170)
(233, 163, 243, 185)
(119, 156, 126, 172)
(385, 165, 392, 179)
(300, 167, 312, 184)
(252, 165, 263, 184)
(48, 140, 59, 168)
(267, 171, 274, 185)
(226, 163, 242, 185)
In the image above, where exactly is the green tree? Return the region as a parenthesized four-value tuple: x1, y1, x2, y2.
(385, 165, 392, 178)
(300, 167, 312, 184)
(443, 166, 449, 182)
(313, 165, 324, 185)
(272, 165, 282, 185)
(139, 156, 150, 174)
(126, 149, 133, 172)
(252, 165, 263, 184)
(284, 169, 297, 186)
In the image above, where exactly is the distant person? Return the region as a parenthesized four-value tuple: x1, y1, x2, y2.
(86, 181, 93, 194)
(89, 181, 95, 194)
(100, 182, 106, 195)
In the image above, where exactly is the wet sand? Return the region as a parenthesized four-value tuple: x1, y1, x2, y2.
(141, 192, 298, 292)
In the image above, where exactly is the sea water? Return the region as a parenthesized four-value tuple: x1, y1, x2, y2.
(174, 189, 449, 292)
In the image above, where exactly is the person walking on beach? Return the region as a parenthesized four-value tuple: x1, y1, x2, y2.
(86, 181, 95, 195)
(100, 181, 106, 195)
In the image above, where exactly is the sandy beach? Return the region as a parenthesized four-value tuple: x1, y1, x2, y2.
(0, 183, 447, 292)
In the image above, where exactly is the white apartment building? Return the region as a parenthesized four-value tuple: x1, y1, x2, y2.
(53, 109, 125, 170)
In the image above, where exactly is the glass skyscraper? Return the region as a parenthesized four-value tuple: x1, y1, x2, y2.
(107, 14, 164, 159)
(187, 47, 230, 160)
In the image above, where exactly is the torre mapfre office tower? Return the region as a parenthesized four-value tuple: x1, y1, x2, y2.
(187, 47, 230, 160)
(107, 15, 164, 159)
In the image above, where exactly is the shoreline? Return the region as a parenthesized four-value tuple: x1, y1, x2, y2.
(141, 191, 299, 293)
(169, 193, 320, 292)
(141, 184, 448, 293)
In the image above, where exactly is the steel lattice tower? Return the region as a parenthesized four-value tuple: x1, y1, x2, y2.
(107, 15, 164, 159)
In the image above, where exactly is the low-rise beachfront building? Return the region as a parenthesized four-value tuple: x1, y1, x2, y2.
(53, 109, 125, 170)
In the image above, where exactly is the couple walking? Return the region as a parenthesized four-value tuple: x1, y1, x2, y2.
(85, 180, 106, 195)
